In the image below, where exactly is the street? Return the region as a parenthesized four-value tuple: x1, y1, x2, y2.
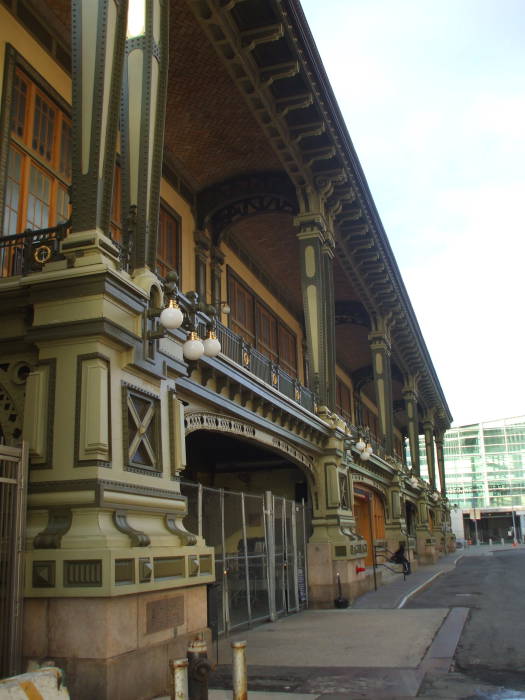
(408, 548, 525, 698)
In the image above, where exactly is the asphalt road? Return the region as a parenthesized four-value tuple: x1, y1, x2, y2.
(407, 548, 525, 695)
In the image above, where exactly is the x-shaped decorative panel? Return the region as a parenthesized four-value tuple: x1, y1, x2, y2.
(122, 385, 161, 474)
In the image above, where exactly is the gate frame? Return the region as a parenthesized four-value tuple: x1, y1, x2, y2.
(0, 441, 29, 679)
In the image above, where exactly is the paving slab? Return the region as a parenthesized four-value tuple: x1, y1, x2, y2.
(216, 609, 448, 668)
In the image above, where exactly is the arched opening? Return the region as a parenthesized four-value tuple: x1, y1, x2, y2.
(353, 484, 386, 566)
(184, 430, 310, 502)
(181, 428, 313, 633)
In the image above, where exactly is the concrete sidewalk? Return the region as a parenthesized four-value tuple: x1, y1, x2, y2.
(158, 546, 523, 699)
(353, 550, 464, 610)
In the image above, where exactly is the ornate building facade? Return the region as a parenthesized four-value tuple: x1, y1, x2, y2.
(0, 0, 452, 697)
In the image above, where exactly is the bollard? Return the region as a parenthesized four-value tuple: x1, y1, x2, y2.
(170, 658, 189, 700)
(231, 640, 247, 700)
(489, 538, 492, 546)
(187, 634, 213, 700)
(501, 537, 505, 545)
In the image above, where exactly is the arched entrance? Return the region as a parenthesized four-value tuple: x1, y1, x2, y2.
(353, 484, 386, 567)
(181, 423, 313, 634)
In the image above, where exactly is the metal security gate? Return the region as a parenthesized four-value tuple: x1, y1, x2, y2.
(181, 481, 309, 635)
(0, 443, 28, 679)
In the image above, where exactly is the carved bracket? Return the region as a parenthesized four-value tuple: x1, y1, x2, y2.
(34, 508, 72, 549)
(113, 510, 151, 547)
(165, 514, 198, 546)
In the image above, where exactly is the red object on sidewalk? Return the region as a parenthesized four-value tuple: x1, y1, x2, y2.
(356, 565, 366, 574)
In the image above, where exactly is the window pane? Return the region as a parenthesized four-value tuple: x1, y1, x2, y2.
(278, 323, 297, 376)
(32, 93, 56, 163)
(256, 303, 278, 362)
(229, 276, 255, 345)
(3, 148, 23, 236)
(11, 72, 28, 139)
(156, 206, 178, 278)
(56, 185, 69, 223)
(26, 164, 51, 230)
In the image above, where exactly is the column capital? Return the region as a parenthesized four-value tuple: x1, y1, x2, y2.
(210, 245, 225, 266)
(402, 373, 420, 396)
(402, 388, 418, 403)
(434, 429, 445, 445)
(368, 329, 392, 354)
(423, 419, 435, 433)
(194, 229, 211, 252)
(294, 212, 328, 241)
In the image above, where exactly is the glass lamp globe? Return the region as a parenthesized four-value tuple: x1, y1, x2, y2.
(203, 332, 221, 357)
(159, 300, 183, 330)
(360, 450, 370, 461)
(183, 332, 204, 361)
(355, 439, 366, 452)
(364, 444, 373, 455)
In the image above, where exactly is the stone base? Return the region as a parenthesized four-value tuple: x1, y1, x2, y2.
(307, 542, 380, 607)
(22, 584, 209, 700)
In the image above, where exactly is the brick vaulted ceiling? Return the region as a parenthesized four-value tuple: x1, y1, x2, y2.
(167, 1, 283, 189)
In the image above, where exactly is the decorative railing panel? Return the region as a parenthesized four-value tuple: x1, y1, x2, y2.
(0, 223, 70, 279)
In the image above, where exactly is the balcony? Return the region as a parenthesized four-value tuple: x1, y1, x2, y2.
(195, 317, 317, 415)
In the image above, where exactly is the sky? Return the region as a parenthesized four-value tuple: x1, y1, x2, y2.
(301, 0, 525, 427)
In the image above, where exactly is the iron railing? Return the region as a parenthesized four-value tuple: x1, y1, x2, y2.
(196, 319, 317, 415)
(0, 222, 70, 278)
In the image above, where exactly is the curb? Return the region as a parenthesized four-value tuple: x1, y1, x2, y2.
(397, 554, 464, 609)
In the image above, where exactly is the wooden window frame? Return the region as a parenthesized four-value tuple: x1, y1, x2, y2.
(156, 201, 181, 281)
(227, 267, 298, 376)
(336, 377, 353, 424)
(0, 51, 71, 237)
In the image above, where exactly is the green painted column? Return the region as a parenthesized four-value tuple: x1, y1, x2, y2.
(435, 429, 446, 496)
(423, 418, 437, 491)
(403, 382, 421, 476)
(121, 0, 170, 270)
(295, 213, 335, 408)
(321, 239, 337, 409)
(368, 318, 394, 454)
(70, 0, 128, 237)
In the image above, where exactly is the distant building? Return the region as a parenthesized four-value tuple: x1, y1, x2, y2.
(418, 417, 525, 543)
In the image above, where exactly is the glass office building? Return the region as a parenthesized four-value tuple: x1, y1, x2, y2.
(418, 416, 525, 542)
(419, 416, 525, 508)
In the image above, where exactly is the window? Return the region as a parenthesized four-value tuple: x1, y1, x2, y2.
(156, 205, 179, 279)
(228, 271, 297, 376)
(3, 69, 71, 237)
(336, 378, 353, 424)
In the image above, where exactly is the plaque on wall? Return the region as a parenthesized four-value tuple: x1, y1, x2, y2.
(146, 596, 184, 635)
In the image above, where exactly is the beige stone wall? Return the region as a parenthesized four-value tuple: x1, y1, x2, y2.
(0, 7, 70, 103)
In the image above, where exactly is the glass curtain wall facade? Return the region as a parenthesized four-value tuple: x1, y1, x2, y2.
(418, 416, 525, 509)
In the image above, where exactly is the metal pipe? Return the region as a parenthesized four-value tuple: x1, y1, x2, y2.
(368, 494, 377, 591)
(301, 498, 309, 609)
(198, 483, 203, 539)
(240, 492, 252, 625)
(264, 491, 277, 622)
(231, 640, 247, 700)
(170, 658, 189, 700)
(220, 489, 230, 634)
